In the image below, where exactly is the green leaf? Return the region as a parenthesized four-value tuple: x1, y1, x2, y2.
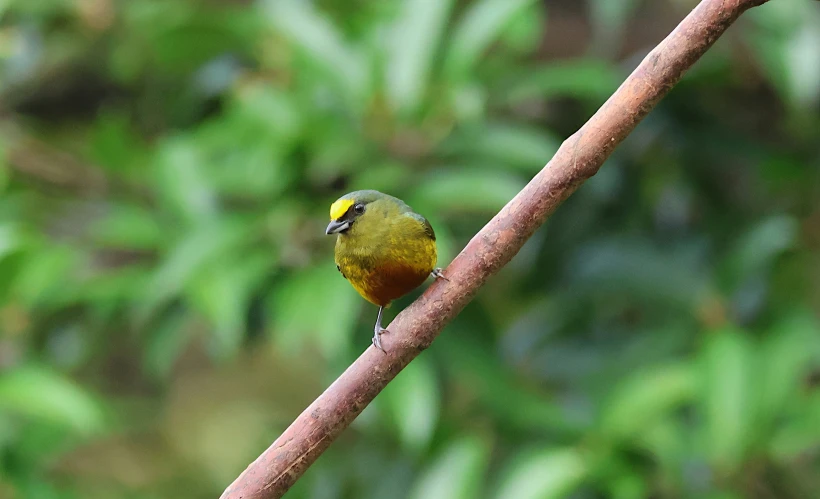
(784, 11, 820, 108)
(703, 493, 743, 499)
(588, 0, 641, 57)
(498, 2, 544, 54)
(143, 312, 193, 380)
(600, 362, 696, 441)
(0, 223, 22, 261)
(505, 59, 621, 104)
(14, 244, 78, 308)
(269, 264, 360, 357)
(607, 470, 648, 499)
(494, 447, 587, 499)
(444, 0, 538, 79)
(231, 85, 302, 144)
(756, 311, 819, 424)
(442, 122, 560, 172)
(636, 418, 687, 473)
(91, 204, 163, 250)
(411, 168, 525, 214)
(440, 337, 576, 434)
(0, 366, 104, 434)
(699, 328, 755, 472)
(262, 0, 366, 104)
(88, 111, 147, 173)
(155, 137, 216, 223)
(385, 0, 455, 114)
(568, 238, 708, 310)
(382, 356, 440, 453)
(769, 393, 820, 460)
(186, 253, 272, 358)
(137, 219, 250, 323)
(724, 215, 798, 288)
(448, 83, 487, 122)
(76, 265, 150, 305)
(409, 435, 491, 499)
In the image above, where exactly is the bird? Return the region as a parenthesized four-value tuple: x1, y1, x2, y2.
(325, 190, 447, 352)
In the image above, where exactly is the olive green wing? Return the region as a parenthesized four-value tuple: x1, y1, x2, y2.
(406, 212, 436, 241)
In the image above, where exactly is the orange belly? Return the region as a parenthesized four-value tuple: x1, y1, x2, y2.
(347, 262, 430, 307)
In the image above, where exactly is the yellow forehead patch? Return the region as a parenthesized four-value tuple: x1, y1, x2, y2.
(329, 198, 355, 220)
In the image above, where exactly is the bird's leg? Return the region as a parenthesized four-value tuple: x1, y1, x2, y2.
(431, 267, 449, 281)
(372, 305, 387, 352)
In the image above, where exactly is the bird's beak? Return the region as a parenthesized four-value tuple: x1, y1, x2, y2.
(325, 219, 350, 234)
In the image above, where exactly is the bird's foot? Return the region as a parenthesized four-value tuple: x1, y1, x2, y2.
(372, 327, 388, 353)
(431, 267, 449, 281)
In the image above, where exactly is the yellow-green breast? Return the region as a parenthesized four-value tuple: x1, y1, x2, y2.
(328, 191, 437, 307)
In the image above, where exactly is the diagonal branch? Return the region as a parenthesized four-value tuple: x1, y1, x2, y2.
(222, 0, 771, 497)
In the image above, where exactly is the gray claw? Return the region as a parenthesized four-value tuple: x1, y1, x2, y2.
(372, 328, 387, 353)
(431, 267, 449, 281)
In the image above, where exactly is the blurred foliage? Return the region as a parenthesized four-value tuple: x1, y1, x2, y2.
(1, 0, 820, 498)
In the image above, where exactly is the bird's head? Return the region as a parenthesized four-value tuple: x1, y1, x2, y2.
(325, 190, 397, 236)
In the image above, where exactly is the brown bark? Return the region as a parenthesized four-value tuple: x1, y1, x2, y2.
(222, 0, 772, 497)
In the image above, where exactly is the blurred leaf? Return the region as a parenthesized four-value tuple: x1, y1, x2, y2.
(137, 219, 250, 322)
(385, 0, 454, 114)
(0, 366, 104, 434)
(600, 362, 696, 441)
(442, 122, 560, 172)
(411, 168, 525, 214)
(77, 265, 150, 306)
(723, 215, 798, 289)
(231, 85, 302, 144)
(607, 471, 648, 499)
(207, 144, 290, 199)
(187, 253, 272, 357)
(700, 328, 755, 472)
(382, 356, 440, 453)
(448, 82, 487, 122)
(505, 59, 621, 103)
(704, 493, 743, 499)
(748, 0, 820, 111)
(269, 264, 360, 357)
(769, 393, 820, 460)
(567, 238, 708, 310)
(441, 337, 578, 434)
(784, 11, 820, 107)
(0, 223, 22, 261)
(588, 0, 641, 57)
(263, 0, 367, 104)
(498, 2, 545, 54)
(444, 0, 538, 80)
(494, 447, 587, 499)
(88, 112, 147, 173)
(14, 244, 78, 307)
(91, 204, 163, 250)
(0, 138, 10, 192)
(635, 417, 688, 475)
(155, 137, 216, 222)
(150, 18, 248, 75)
(756, 310, 819, 426)
(143, 312, 193, 380)
(408, 435, 491, 499)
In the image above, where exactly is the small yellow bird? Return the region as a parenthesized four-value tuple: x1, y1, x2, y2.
(325, 190, 446, 351)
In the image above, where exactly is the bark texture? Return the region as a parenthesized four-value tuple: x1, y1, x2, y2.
(222, 0, 772, 497)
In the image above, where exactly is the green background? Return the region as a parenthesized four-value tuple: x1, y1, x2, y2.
(1, 0, 819, 497)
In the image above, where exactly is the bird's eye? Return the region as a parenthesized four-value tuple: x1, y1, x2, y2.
(353, 203, 365, 214)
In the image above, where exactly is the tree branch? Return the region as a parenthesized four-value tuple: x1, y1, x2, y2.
(222, 0, 771, 497)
